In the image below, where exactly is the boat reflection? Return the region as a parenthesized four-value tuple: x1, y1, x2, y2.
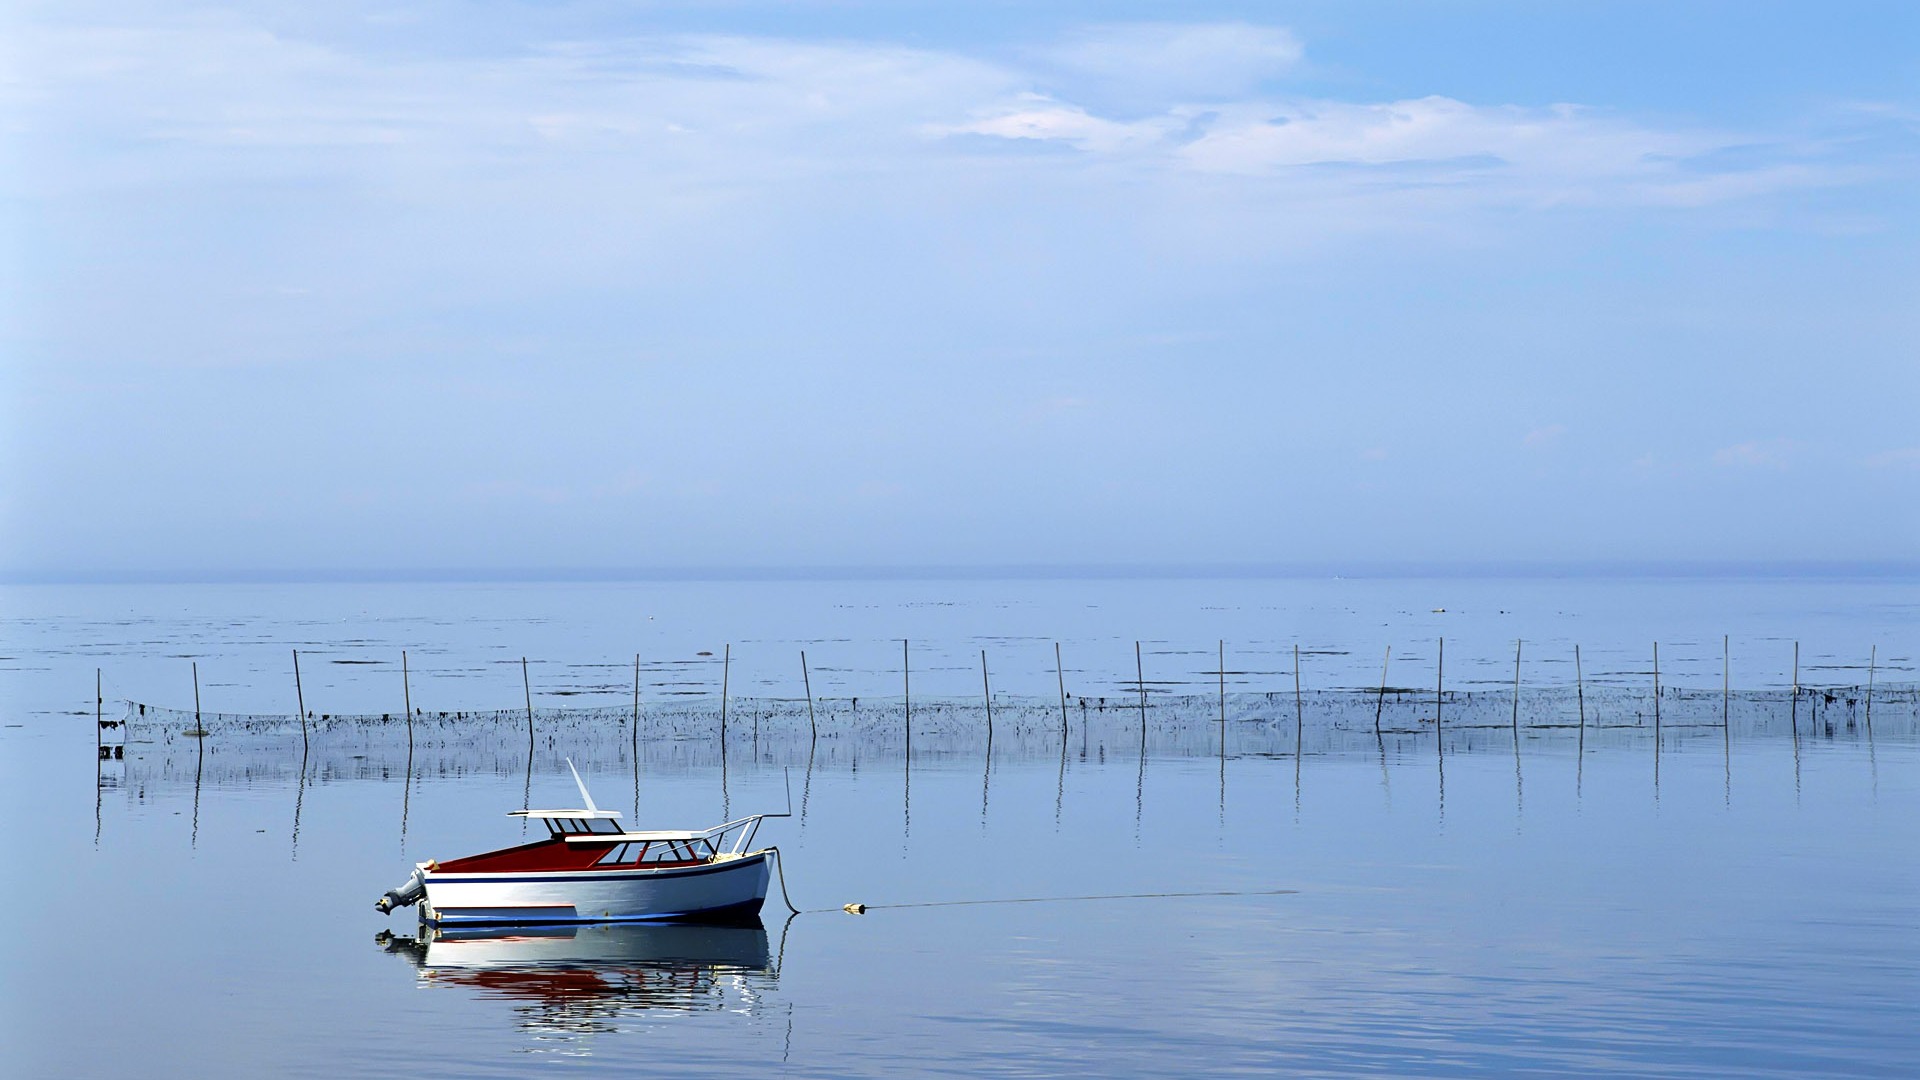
(376, 920, 779, 1034)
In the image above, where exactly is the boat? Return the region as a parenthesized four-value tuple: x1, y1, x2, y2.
(376, 762, 788, 927)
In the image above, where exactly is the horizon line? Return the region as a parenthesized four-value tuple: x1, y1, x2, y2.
(5, 559, 1919, 586)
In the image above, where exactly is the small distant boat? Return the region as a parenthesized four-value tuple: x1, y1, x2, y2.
(376, 763, 787, 927)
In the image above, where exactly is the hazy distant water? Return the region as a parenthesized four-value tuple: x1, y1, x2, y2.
(4, 574, 1911, 716)
(1, 576, 1916, 1077)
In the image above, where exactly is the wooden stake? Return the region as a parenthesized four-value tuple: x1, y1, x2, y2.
(1865, 644, 1876, 736)
(1218, 640, 1226, 725)
(1652, 641, 1661, 774)
(94, 664, 104, 841)
(1652, 641, 1661, 738)
(522, 656, 534, 746)
(1791, 641, 1799, 737)
(1136, 641, 1148, 764)
(401, 650, 413, 739)
(1512, 638, 1522, 734)
(981, 650, 993, 737)
(1375, 646, 1390, 737)
(903, 638, 911, 743)
(293, 648, 308, 752)
(720, 644, 731, 738)
(632, 653, 641, 814)
(1293, 643, 1304, 758)
(1575, 644, 1586, 755)
(1434, 638, 1444, 760)
(801, 650, 817, 741)
(982, 657, 995, 818)
(1728, 634, 1743, 726)
(1134, 641, 1148, 722)
(1722, 635, 1731, 768)
(1055, 642, 1067, 736)
(192, 661, 203, 735)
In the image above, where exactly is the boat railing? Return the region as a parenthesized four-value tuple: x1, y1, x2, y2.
(708, 769, 796, 858)
(704, 815, 771, 857)
(556, 770, 794, 858)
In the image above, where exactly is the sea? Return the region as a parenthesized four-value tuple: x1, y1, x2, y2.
(1, 574, 1915, 1077)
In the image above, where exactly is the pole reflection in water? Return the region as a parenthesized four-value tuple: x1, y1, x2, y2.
(400, 731, 414, 850)
(1375, 646, 1393, 809)
(981, 746, 992, 828)
(903, 640, 911, 846)
(377, 919, 780, 1042)
(1512, 639, 1524, 825)
(1723, 636, 1732, 808)
(1374, 722, 1392, 811)
(641, 653, 648, 818)
(1135, 641, 1147, 838)
(1216, 640, 1227, 824)
(1056, 706, 1068, 829)
(291, 744, 307, 862)
(981, 650, 993, 827)
(1293, 644, 1304, 821)
(1509, 725, 1523, 826)
(1575, 644, 1586, 801)
(801, 739, 815, 833)
(1218, 704, 1227, 825)
(1791, 696, 1803, 803)
(191, 734, 203, 850)
(1435, 638, 1445, 824)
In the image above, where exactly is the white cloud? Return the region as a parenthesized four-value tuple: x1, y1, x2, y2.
(1039, 22, 1303, 100)
(5, 24, 1024, 189)
(1021, 396, 1095, 425)
(3, 14, 1862, 219)
(1179, 98, 1692, 176)
(1865, 447, 1920, 470)
(1524, 425, 1568, 448)
(938, 94, 1161, 153)
(1713, 439, 1795, 468)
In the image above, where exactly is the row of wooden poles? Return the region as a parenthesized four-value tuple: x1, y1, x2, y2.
(105, 635, 1886, 762)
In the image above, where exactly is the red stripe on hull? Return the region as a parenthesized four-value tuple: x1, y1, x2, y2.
(436, 838, 608, 873)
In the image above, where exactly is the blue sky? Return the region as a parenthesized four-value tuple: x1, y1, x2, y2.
(2, 2, 1915, 576)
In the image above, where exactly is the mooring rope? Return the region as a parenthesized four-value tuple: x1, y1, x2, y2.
(837, 887, 1297, 914)
(767, 846, 804, 916)
(766, 845, 1292, 917)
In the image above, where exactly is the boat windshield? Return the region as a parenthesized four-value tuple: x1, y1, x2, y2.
(592, 837, 717, 866)
(542, 816, 624, 836)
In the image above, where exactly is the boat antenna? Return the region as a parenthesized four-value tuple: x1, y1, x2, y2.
(565, 757, 601, 813)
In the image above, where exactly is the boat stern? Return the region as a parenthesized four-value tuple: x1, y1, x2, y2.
(375, 862, 434, 914)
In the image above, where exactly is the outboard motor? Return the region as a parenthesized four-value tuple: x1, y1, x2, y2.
(375, 863, 430, 914)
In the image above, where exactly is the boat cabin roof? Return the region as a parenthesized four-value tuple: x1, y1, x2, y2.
(509, 809, 628, 838)
(563, 829, 713, 843)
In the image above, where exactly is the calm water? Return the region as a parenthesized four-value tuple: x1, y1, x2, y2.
(2, 576, 1916, 1077)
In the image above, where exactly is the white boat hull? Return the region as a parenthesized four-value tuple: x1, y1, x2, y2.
(421, 851, 773, 927)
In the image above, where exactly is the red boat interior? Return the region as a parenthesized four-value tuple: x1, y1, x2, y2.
(436, 837, 714, 874)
